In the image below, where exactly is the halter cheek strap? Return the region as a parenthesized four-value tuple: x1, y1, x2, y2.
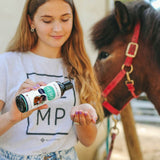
(102, 22, 140, 115)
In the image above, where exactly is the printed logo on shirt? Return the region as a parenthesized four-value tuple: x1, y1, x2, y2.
(25, 73, 76, 138)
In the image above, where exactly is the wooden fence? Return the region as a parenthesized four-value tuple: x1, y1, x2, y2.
(130, 97, 160, 124)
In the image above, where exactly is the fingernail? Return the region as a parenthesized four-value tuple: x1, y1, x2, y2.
(36, 84, 40, 87)
(79, 111, 82, 114)
(84, 113, 87, 116)
(75, 111, 78, 115)
(33, 86, 37, 89)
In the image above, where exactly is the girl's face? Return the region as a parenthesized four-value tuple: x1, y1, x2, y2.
(30, 0, 73, 50)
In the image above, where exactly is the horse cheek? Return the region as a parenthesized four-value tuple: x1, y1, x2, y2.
(94, 61, 102, 80)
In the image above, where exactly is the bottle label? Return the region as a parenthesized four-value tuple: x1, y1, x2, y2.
(21, 82, 61, 111)
(43, 86, 55, 100)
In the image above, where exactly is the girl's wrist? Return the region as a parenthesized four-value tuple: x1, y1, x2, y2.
(6, 112, 20, 125)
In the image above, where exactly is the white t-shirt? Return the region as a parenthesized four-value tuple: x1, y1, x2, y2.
(0, 51, 79, 155)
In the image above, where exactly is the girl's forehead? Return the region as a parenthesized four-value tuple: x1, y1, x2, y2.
(35, 0, 72, 17)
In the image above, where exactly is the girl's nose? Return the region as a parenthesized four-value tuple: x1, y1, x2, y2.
(52, 21, 62, 32)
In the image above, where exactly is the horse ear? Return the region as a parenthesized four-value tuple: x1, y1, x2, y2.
(114, 1, 131, 32)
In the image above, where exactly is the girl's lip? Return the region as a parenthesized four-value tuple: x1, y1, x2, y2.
(51, 35, 63, 39)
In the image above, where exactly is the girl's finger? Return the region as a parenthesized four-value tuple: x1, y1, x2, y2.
(16, 88, 32, 97)
(21, 83, 35, 90)
(74, 111, 80, 125)
(34, 104, 48, 111)
(36, 81, 47, 86)
(18, 79, 37, 92)
(70, 114, 74, 121)
(89, 109, 98, 123)
(79, 111, 86, 126)
(84, 112, 92, 125)
(24, 79, 35, 85)
(70, 106, 78, 117)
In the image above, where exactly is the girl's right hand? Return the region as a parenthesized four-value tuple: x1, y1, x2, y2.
(8, 79, 48, 123)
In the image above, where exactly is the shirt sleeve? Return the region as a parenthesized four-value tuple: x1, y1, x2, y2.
(0, 54, 7, 102)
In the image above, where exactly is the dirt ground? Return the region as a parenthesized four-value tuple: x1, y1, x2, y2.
(111, 122, 160, 160)
(75, 119, 160, 160)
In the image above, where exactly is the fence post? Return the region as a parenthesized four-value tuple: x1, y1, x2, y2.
(120, 103, 143, 160)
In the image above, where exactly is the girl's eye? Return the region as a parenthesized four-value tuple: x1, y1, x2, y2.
(61, 19, 69, 22)
(98, 51, 110, 60)
(43, 20, 51, 24)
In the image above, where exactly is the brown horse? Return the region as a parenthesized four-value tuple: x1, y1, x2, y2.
(91, 0, 160, 116)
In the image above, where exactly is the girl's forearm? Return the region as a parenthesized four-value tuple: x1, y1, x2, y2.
(75, 123, 97, 147)
(0, 112, 17, 136)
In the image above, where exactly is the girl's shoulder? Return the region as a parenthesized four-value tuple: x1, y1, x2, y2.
(0, 51, 23, 69)
(0, 51, 20, 58)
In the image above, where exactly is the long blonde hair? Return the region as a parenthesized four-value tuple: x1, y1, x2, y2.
(7, 0, 104, 121)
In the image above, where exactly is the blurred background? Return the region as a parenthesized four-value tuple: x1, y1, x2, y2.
(0, 0, 159, 63)
(0, 0, 160, 160)
(0, 0, 111, 65)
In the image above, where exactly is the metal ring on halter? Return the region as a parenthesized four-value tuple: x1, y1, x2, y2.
(74, 122, 80, 125)
(110, 126, 120, 135)
(121, 64, 133, 74)
(110, 115, 120, 135)
(125, 72, 134, 85)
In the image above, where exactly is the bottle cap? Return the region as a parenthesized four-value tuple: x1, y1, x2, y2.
(16, 95, 28, 113)
(62, 81, 73, 91)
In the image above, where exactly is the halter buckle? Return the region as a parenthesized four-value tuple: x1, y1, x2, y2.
(125, 42, 139, 58)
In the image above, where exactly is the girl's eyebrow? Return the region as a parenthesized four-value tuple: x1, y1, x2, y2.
(41, 13, 72, 18)
(40, 15, 52, 18)
(61, 13, 72, 16)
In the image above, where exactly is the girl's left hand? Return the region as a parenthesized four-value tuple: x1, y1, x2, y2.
(70, 103, 98, 126)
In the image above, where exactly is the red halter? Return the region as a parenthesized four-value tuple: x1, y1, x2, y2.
(102, 22, 140, 115)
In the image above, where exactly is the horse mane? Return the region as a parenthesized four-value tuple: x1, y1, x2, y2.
(91, 0, 160, 64)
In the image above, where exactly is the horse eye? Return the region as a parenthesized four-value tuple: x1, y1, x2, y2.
(98, 51, 109, 60)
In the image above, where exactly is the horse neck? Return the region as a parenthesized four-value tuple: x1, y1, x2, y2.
(143, 61, 160, 114)
(134, 43, 160, 114)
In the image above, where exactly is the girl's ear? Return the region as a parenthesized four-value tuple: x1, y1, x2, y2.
(27, 15, 35, 29)
(114, 1, 132, 33)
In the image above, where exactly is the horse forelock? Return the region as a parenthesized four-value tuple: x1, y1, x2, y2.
(139, 4, 160, 66)
(90, 14, 119, 50)
(91, 1, 160, 66)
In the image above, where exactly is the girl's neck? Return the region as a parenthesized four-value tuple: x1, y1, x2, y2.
(31, 44, 62, 59)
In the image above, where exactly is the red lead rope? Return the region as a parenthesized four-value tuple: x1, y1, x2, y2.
(106, 116, 120, 160)
(106, 133, 116, 160)
(102, 22, 140, 115)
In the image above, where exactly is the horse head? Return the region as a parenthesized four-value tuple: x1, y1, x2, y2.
(91, 0, 160, 116)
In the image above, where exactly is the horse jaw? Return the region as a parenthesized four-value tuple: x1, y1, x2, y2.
(144, 78, 160, 115)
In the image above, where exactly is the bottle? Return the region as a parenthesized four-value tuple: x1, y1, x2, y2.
(16, 80, 73, 113)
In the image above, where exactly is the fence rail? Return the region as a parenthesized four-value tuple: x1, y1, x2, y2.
(130, 99, 160, 123)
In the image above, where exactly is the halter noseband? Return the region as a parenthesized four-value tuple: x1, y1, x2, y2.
(102, 22, 140, 115)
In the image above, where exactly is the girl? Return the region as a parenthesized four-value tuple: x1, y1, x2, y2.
(0, 0, 104, 159)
